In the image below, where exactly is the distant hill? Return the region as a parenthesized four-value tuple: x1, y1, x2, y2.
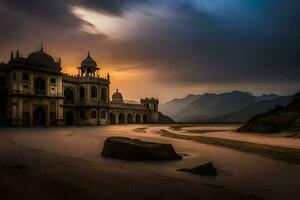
(157, 112, 176, 124)
(159, 94, 198, 117)
(159, 91, 292, 123)
(214, 96, 293, 123)
(237, 92, 300, 133)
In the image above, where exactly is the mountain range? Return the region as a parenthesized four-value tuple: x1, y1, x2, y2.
(159, 91, 293, 123)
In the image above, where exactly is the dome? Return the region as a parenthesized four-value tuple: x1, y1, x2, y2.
(27, 46, 56, 67)
(112, 89, 124, 103)
(80, 52, 97, 68)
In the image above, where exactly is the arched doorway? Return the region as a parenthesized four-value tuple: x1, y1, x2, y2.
(65, 112, 74, 125)
(118, 113, 125, 124)
(127, 113, 133, 124)
(143, 114, 148, 124)
(33, 106, 46, 126)
(110, 113, 116, 124)
(101, 111, 106, 119)
(79, 110, 85, 120)
(0, 90, 7, 126)
(135, 114, 141, 124)
(64, 88, 74, 104)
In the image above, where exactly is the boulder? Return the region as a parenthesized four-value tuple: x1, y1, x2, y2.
(101, 137, 182, 161)
(237, 91, 300, 133)
(178, 162, 218, 176)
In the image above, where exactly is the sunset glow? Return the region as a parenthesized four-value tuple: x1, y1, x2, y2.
(0, 0, 299, 103)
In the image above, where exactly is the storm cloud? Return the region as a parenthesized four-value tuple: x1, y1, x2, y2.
(0, 0, 299, 99)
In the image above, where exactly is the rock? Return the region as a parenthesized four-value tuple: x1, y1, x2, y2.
(101, 137, 182, 161)
(288, 119, 300, 133)
(237, 91, 300, 133)
(178, 162, 218, 176)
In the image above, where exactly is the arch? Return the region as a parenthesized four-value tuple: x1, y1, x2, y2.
(0, 91, 7, 120)
(79, 87, 85, 98)
(101, 111, 106, 119)
(64, 88, 74, 104)
(22, 72, 29, 81)
(65, 112, 74, 125)
(33, 106, 46, 126)
(0, 76, 6, 87)
(110, 113, 116, 124)
(135, 114, 141, 124)
(79, 110, 85, 120)
(91, 110, 97, 119)
(35, 77, 46, 93)
(91, 86, 97, 98)
(118, 113, 125, 124)
(143, 114, 148, 124)
(127, 113, 133, 124)
(101, 87, 107, 100)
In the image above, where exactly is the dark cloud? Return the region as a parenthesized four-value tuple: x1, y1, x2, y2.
(75, 0, 150, 15)
(0, 0, 299, 92)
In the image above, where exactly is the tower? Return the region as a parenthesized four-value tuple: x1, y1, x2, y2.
(78, 52, 99, 77)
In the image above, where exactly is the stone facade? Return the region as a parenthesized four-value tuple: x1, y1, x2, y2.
(0, 47, 159, 126)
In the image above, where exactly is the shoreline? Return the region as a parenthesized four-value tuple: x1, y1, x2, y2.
(158, 129, 300, 164)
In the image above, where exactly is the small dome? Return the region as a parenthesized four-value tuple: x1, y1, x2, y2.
(81, 52, 97, 68)
(112, 89, 124, 103)
(27, 46, 56, 67)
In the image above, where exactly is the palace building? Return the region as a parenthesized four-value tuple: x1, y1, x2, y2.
(0, 46, 159, 126)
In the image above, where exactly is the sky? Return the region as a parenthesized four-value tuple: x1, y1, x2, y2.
(0, 0, 299, 103)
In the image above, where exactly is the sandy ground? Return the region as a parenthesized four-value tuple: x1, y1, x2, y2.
(177, 125, 300, 149)
(0, 125, 299, 200)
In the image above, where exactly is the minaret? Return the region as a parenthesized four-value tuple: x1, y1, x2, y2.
(16, 50, 20, 59)
(41, 43, 44, 52)
(10, 51, 14, 60)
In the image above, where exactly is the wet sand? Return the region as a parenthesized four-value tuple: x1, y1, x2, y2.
(0, 125, 299, 200)
(158, 129, 300, 164)
(176, 125, 300, 149)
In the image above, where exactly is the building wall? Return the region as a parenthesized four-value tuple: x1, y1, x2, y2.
(5, 68, 64, 126)
(1, 62, 158, 126)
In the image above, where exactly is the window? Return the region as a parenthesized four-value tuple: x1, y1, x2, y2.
(91, 110, 97, 119)
(13, 73, 16, 81)
(22, 73, 29, 81)
(50, 78, 56, 84)
(101, 111, 106, 119)
(23, 84, 29, 89)
(91, 86, 97, 98)
(23, 100, 29, 111)
(79, 87, 85, 98)
(101, 88, 107, 100)
(64, 88, 74, 104)
(80, 110, 85, 120)
(35, 77, 46, 90)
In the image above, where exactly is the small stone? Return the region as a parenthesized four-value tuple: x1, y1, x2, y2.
(178, 162, 218, 176)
